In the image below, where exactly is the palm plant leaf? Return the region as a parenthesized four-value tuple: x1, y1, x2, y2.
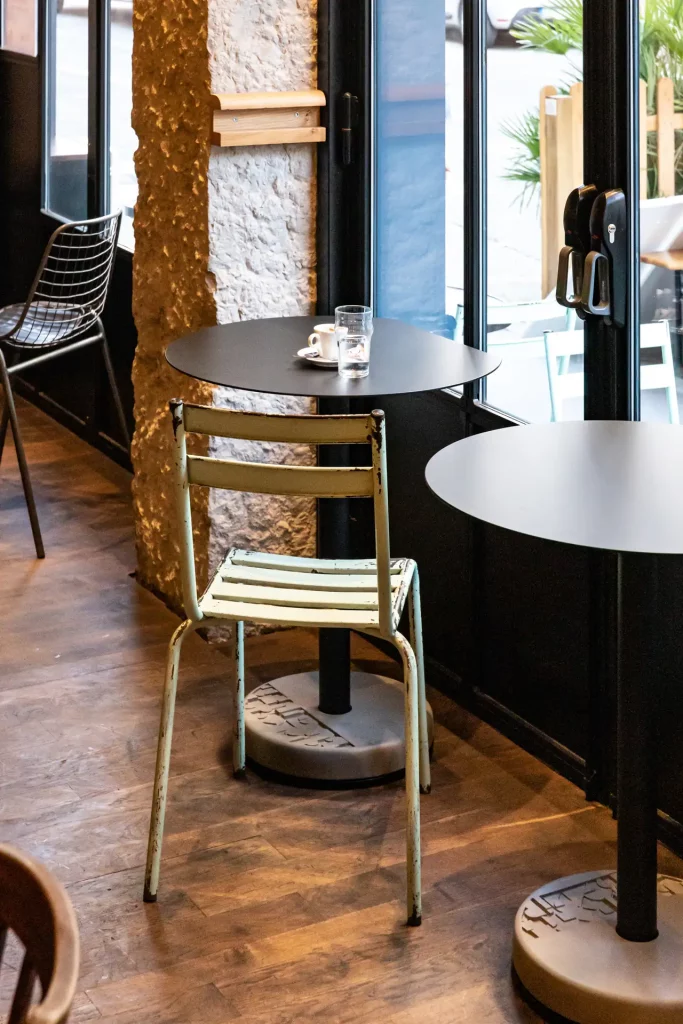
(503, 0, 683, 203)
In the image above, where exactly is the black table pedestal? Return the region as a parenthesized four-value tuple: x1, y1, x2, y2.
(317, 396, 352, 716)
(616, 552, 659, 943)
(241, 395, 436, 785)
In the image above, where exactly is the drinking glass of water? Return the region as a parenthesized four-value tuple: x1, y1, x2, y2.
(335, 305, 373, 379)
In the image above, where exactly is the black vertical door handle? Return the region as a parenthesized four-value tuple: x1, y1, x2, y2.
(341, 92, 357, 166)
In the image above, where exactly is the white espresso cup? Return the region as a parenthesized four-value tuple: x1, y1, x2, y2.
(308, 323, 339, 361)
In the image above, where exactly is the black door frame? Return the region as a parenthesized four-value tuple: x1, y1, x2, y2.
(316, 0, 650, 809)
(316, 0, 372, 313)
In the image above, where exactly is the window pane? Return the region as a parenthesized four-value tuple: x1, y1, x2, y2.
(483, 5, 585, 423)
(638, 4, 683, 426)
(45, 0, 88, 221)
(110, 0, 136, 248)
(374, 0, 450, 337)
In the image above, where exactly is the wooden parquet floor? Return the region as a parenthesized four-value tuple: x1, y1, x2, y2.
(2, 399, 681, 1023)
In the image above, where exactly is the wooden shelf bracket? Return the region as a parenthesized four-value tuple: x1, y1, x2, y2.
(211, 89, 327, 148)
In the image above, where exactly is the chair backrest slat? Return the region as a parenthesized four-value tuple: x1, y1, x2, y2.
(186, 455, 374, 498)
(171, 400, 395, 636)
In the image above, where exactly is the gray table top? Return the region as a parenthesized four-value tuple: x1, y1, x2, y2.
(425, 420, 683, 555)
(165, 315, 500, 398)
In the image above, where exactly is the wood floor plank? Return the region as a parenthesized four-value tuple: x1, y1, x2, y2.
(2, 398, 682, 1024)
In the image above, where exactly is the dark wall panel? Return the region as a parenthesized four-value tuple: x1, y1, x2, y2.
(380, 390, 591, 778)
(0, 51, 135, 470)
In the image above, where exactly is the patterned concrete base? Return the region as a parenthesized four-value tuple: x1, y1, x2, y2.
(513, 870, 683, 1024)
(244, 671, 433, 782)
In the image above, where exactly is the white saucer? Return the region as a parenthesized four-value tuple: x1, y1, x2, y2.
(296, 347, 338, 368)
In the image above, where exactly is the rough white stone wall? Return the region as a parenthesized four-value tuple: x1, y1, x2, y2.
(206, 0, 318, 578)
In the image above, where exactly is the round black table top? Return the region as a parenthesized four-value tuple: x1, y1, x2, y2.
(166, 315, 500, 398)
(425, 420, 683, 555)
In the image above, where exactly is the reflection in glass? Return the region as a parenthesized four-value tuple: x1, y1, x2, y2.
(45, 0, 88, 221)
(478, 6, 584, 422)
(374, 0, 449, 336)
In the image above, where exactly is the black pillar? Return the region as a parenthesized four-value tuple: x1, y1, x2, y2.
(616, 552, 659, 942)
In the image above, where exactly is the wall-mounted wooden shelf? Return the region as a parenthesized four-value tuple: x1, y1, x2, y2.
(211, 90, 326, 147)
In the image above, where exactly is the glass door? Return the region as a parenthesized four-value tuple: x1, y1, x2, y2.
(319, 0, 648, 798)
(373, 0, 448, 334)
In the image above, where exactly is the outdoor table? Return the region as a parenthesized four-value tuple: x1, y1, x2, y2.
(425, 420, 683, 1024)
(167, 314, 499, 783)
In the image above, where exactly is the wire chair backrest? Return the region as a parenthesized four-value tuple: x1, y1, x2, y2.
(3, 212, 121, 350)
(170, 401, 394, 636)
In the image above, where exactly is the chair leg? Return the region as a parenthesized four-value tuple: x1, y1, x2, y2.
(0, 347, 17, 465)
(233, 621, 246, 777)
(101, 333, 130, 448)
(0, 351, 44, 559)
(392, 631, 422, 927)
(0, 391, 10, 467)
(144, 618, 197, 902)
(409, 569, 431, 795)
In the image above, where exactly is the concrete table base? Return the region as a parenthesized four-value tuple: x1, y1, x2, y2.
(513, 870, 683, 1024)
(244, 671, 434, 782)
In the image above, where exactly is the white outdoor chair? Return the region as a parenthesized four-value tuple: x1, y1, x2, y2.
(544, 320, 679, 423)
(143, 401, 430, 927)
(454, 298, 578, 357)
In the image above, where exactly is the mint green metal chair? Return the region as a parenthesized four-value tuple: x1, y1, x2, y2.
(143, 401, 430, 926)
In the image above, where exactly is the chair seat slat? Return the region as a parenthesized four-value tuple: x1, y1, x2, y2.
(210, 580, 380, 609)
(199, 596, 381, 629)
(230, 549, 404, 575)
(221, 564, 401, 591)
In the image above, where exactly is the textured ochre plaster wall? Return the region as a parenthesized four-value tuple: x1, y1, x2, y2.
(131, 0, 318, 612)
(206, 0, 319, 578)
(131, 0, 218, 609)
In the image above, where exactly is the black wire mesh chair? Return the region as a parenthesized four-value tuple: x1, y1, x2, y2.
(0, 211, 129, 558)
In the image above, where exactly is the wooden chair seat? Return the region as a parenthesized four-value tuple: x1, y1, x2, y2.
(201, 548, 415, 630)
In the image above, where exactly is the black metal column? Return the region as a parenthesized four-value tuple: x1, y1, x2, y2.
(583, 0, 640, 421)
(462, 0, 487, 412)
(317, 396, 352, 715)
(87, 0, 110, 217)
(316, 0, 371, 715)
(616, 552, 659, 942)
(582, 0, 641, 815)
